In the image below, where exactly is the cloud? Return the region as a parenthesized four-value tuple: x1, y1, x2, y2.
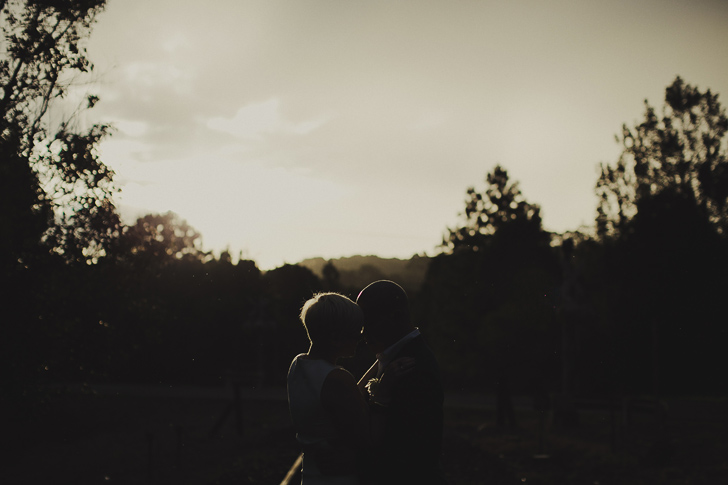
(123, 61, 194, 96)
(162, 33, 190, 54)
(113, 119, 150, 138)
(111, 154, 351, 266)
(87, 0, 728, 269)
(206, 98, 329, 139)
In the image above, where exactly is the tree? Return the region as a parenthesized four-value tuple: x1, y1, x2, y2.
(1, 0, 116, 267)
(114, 211, 208, 265)
(262, 264, 322, 384)
(421, 165, 559, 390)
(444, 164, 547, 252)
(1, 0, 115, 395)
(321, 259, 341, 292)
(596, 76, 728, 240)
(592, 77, 728, 394)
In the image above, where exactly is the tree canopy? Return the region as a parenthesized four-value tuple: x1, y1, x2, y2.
(585, 77, 728, 395)
(444, 164, 547, 253)
(114, 211, 208, 265)
(596, 76, 728, 240)
(420, 165, 559, 390)
(1, 0, 115, 267)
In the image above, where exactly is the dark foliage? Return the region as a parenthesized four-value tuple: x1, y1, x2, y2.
(417, 166, 561, 393)
(590, 77, 728, 396)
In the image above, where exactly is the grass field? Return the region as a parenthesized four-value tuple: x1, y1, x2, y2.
(6, 386, 727, 484)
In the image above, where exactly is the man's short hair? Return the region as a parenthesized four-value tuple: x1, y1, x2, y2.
(356, 280, 409, 323)
(300, 292, 363, 343)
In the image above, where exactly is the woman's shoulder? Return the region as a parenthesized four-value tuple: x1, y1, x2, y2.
(289, 355, 347, 384)
(291, 353, 309, 363)
(288, 353, 307, 370)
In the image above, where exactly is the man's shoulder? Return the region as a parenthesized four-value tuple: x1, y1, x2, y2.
(400, 334, 438, 362)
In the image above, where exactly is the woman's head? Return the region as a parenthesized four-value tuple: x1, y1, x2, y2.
(300, 292, 363, 355)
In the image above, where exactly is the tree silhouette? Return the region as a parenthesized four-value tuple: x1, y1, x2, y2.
(321, 259, 341, 292)
(421, 165, 559, 391)
(1, 0, 114, 394)
(596, 76, 728, 240)
(262, 264, 322, 384)
(591, 77, 728, 395)
(0, 0, 117, 266)
(113, 211, 208, 265)
(444, 165, 547, 252)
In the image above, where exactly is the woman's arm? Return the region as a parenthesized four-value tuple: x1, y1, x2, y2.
(316, 368, 371, 475)
(321, 368, 372, 449)
(320, 358, 417, 458)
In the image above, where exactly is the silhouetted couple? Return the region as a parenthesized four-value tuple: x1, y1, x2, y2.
(287, 280, 447, 484)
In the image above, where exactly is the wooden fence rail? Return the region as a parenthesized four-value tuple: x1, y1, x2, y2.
(280, 453, 302, 485)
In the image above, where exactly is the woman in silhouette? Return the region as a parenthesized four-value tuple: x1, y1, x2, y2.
(287, 292, 413, 484)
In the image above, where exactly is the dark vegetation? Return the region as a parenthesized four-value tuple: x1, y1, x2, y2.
(7, 386, 728, 484)
(2, 2, 727, 483)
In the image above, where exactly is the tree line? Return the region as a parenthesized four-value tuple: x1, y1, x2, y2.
(2, 2, 726, 403)
(417, 76, 728, 398)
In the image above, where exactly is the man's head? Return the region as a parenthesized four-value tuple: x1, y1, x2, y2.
(356, 280, 412, 354)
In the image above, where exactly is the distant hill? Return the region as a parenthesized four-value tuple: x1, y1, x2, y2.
(298, 254, 431, 294)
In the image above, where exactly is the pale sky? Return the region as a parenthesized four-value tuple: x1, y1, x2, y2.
(80, 0, 728, 270)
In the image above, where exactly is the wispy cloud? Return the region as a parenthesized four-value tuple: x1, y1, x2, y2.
(123, 61, 194, 96)
(206, 98, 329, 139)
(86, 0, 728, 268)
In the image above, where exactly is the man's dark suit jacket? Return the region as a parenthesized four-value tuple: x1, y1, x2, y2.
(369, 334, 447, 484)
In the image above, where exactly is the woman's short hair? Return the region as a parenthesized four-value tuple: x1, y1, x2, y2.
(300, 292, 363, 343)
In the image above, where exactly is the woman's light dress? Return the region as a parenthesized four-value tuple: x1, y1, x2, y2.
(287, 354, 360, 485)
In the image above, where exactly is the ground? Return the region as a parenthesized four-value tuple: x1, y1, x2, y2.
(5, 385, 727, 484)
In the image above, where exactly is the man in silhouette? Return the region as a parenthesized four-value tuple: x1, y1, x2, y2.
(356, 280, 447, 484)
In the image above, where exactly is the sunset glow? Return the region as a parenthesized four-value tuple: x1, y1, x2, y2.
(84, 0, 728, 269)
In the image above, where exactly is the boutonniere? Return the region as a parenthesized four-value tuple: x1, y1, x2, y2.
(365, 377, 380, 397)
